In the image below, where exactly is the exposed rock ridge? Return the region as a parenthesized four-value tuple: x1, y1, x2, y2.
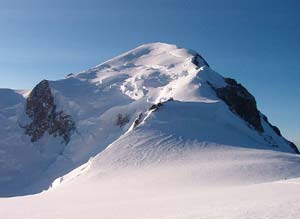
(208, 78, 299, 154)
(192, 53, 210, 68)
(24, 80, 75, 144)
(262, 114, 282, 136)
(210, 78, 263, 133)
(262, 114, 299, 154)
(286, 141, 300, 154)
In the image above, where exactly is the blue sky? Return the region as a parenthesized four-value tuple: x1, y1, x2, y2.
(0, 0, 299, 145)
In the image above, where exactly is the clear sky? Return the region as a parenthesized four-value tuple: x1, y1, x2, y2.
(0, 0, 299, 146)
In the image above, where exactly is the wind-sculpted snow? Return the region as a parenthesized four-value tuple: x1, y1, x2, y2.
(86, 101, 299, 172)
(0, 42, 298, 199)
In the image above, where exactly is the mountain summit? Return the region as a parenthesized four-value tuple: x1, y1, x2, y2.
(0, 42, 298, 196)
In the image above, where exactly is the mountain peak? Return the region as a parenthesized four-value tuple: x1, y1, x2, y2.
(70, 42, 208, 78)
(67, 42, 213, 103)
(0, 43, 298, 196)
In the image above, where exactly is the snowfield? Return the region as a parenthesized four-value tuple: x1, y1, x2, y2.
(0, 42, 299, 218)
(1, 152, 300, 219)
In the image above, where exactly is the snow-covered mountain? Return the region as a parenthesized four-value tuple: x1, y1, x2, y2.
(0, 42, 299, 197)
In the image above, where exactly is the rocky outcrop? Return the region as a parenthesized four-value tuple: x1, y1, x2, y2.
(24, 80, 75, 144)
(261, 115, 299, 154)
(261, 114, 282, 136)
(210, 78, 263, 133)
(133, 113, 143, 129)
(209, 78, 299, 154)
(115, 113, 130, 127)
(149, 102, 163, 111)
(192, 53, 210, 68)
(148, 98, 173, 112)
(286, 141, 300, 154)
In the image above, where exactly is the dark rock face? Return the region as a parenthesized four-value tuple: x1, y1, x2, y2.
(261, 115, 299, 154)
(287, 141, 300, 154)
(210, 78, 299, 154)
(192, 53, 210, 68)
(115, 113, 129, 127)
(148, 98, 173, 112)
(149, 102, 163, 111)
(262, 115, 282, 136)
(133, 113, 143, 129)
(24, 80, 75, 144)
(211, 78, 264, 133)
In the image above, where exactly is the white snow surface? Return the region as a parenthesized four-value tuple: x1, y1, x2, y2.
(0, 42, 300, 218)
(1, 145, 300, 219)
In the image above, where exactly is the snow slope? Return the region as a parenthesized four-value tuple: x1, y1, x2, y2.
(0, 89, 46, 196)
(0, 42, 299, 200)
(53, 99, 300, 187)
(1, 145, 300, 219)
